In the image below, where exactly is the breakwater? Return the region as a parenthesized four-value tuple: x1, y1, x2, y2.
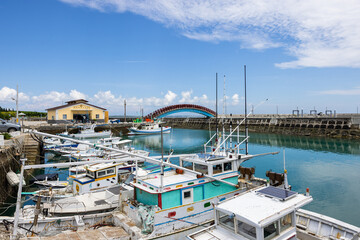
(162, 114, 360, 139)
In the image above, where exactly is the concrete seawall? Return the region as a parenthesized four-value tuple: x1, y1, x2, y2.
(162, 114, 360, 139)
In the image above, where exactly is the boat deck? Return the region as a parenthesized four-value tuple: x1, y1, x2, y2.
(19, 226, 130, 240)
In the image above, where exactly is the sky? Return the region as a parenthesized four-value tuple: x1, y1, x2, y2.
(1, 0, 360, 116)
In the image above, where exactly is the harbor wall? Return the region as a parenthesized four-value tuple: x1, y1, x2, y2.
(162, 115, 360, 139)
(0, 134, 42, 205)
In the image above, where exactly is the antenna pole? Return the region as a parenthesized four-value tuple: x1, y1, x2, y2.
(244, 65, 248, 155)
(216, 73, 218, 144)
(283, 149, 289, 190)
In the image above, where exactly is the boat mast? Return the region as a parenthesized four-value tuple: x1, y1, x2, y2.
(216, 73, 218, 146)
(223, 75, 226, 153)
(244, 65, 248, 155)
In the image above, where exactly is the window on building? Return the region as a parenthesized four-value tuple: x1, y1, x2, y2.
(96, 114, 100, 119)
(264, 221, 279, 240)
(237, 220, 257, 239)
(63, 114, 67, 120)
(52, 116, 54, 120)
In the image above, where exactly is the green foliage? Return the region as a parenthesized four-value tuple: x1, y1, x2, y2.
(1, 132, 12, 140)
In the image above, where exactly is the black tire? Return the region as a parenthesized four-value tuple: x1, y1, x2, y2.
(7, 128, 16, 133)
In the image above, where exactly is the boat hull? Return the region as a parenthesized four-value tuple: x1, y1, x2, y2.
(128, 127, 172, 135)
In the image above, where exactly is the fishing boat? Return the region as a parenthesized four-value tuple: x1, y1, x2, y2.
(187, 180, 360, 240)
(187, 185, 313, 240)
(31, 161, 135, 203)
(60, 124, 111, 139)
(128, 121, 171, 135)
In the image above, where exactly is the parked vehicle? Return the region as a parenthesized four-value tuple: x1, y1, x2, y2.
(0, 118, 21, 133)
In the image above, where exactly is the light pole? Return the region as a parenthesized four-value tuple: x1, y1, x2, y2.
(11, 85, 19, 123)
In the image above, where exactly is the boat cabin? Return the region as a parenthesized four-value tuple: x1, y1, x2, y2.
(72, 162, 134, 194)
(188, 186, 313, 240)
(131, 154, 261, 210)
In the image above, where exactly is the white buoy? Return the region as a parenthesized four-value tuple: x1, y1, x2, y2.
(6, 171, 20, 186)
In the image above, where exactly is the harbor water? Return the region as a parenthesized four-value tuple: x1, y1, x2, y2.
(127, 128, 360, 227)
(3, 128, 359, 228)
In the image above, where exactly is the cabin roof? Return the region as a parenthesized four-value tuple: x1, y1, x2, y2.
(86, 162, 120, 172)
(143, 172, 196, 188)
(217, 186, 312, 227)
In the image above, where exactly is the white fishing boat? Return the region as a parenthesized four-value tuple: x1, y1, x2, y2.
(32, 161, 135, 203)
(128, 121, 171, 135)
(187, 184, 360, 240)
(60, 124, 111, 139)
(187, 185, 313, 240)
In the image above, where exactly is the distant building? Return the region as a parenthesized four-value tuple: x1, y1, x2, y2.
(46, 99, 108, 123)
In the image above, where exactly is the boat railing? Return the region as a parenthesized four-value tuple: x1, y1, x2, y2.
(52, 200, 87, 214)
(212, 112, 252, 155)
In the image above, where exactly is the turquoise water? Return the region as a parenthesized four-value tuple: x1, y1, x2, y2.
(126, 128, 360, 227)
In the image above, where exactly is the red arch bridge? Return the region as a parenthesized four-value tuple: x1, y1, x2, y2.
(144, 104, 216, 119)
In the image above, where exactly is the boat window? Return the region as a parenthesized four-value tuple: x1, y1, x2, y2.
(237, 220, 257, 239)
(106, 168, 115, 175)
(264, 221, 279, 240)
(182, 161, 193, 170)
(86, 170, 95, 178)
(184, 190, 191, 199)
(195, 164, 208, 175)
(280, 213, 293, 232)
(213, 164, 223, 174)
(218, 211, 235, 230)
(97, 170, 106, 178)
(224, 162, 232, 171)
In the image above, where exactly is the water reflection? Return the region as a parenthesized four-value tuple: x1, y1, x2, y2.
(248, 133, 360, 155)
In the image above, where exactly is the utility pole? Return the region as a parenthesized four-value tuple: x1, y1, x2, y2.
(16, 85, 19, 123)
(216, 73, 218, 143)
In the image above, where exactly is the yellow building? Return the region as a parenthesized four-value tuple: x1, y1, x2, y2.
(46, 99, 108, 123)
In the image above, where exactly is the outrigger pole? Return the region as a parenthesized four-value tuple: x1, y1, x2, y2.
(31, 131, 239, 188)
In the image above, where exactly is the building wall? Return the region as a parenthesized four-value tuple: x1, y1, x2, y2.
(47, 103, 106, 123)
(47, 110, 56, 121)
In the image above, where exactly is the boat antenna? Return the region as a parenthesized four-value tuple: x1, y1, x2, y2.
(283, 148, 289, 190)
(216, 73, 218, 146)
(244, 65, 248, 155)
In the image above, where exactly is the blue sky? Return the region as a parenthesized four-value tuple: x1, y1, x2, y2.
(1, 0, 360, 115)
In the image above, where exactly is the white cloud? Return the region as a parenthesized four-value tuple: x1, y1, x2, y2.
(0, 86, 216, 113)
(59, 0, 360, 68)
(164, 90, 177, 104)
(0, 87, 29, 102)
(231, 94, 240, 105)
(316, 87, 360, 95)
(69, 89, 87, 100)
